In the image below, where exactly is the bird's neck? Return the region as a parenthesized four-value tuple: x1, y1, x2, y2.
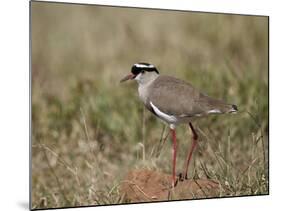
(137, 74, 159, 86)
(137, 75, 159, 104)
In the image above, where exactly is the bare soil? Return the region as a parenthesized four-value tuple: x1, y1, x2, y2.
(120, 169, 221, 203)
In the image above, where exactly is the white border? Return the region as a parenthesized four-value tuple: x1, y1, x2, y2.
(0, 0, 279, 211)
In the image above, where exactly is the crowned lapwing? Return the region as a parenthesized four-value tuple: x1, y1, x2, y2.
(120, 62, 238, 187)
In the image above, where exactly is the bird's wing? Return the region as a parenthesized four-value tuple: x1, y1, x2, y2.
(147, 75, 204, 117)
(147, 75, 232, 117)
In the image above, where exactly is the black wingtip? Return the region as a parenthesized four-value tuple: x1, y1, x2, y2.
(232, 104, 238, 112)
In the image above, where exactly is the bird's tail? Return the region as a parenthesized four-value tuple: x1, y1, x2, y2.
(206, 103, 238, 115)
(229, 104, 238, 113)
(199, 94, 238, 115)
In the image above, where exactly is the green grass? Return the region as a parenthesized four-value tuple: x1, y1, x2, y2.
(31, 2, 268, 209)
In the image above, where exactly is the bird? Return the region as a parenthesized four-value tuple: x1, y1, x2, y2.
(120, 62, 238, 187)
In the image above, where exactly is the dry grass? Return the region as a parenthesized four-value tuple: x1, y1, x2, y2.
(31, 1, 268, 209)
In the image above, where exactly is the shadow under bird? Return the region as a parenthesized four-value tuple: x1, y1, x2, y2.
(120, 62, 238, 187)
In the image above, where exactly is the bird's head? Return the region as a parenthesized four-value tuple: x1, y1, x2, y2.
(120, 63, 159, 84)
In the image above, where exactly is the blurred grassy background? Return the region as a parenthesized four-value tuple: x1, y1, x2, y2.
(31, 1, 268, 209)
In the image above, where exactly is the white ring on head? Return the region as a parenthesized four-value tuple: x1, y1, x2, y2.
(134, 63, 154, 68)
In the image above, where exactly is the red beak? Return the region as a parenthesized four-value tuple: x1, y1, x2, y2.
(120, 74, 135, 83)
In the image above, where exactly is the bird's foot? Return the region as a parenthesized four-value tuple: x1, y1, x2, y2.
(178, 172, 189, 180)
(171, 176, 179, 188)
(177, 173, 185, 182)
(173, 179, 178, 187)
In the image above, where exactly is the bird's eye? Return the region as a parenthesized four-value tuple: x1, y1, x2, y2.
(141, 70, 145, 74)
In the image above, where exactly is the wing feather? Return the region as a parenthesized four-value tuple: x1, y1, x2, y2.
(147, 75, 232, 118)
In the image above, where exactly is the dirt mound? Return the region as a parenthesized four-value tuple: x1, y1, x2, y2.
(120, 169, 221, 203)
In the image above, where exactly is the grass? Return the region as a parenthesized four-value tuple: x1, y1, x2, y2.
(31, 2, 268, 209)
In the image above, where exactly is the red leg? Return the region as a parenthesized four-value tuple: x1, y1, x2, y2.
(170, 128, 177, 187)
(184, 122, 198, 179)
